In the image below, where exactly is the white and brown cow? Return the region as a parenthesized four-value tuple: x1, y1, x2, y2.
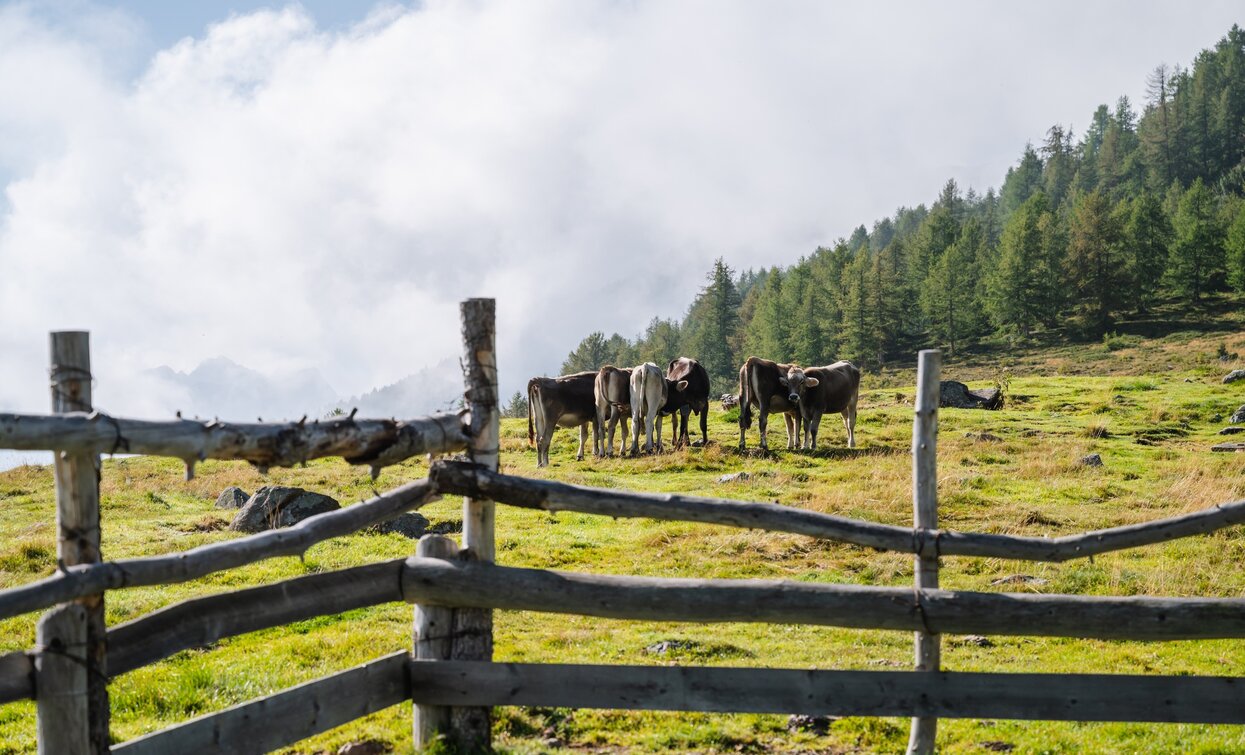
(527, 371, 598, 467)
(789, 361, 861, 449)
(594, 365, 632, 457)
(737, 356, 802, 451)
(663, 357, 711, 448)
(629, 362, 686, 455)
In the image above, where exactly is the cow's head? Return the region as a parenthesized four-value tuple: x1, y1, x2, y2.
(779, 367, 819, 404)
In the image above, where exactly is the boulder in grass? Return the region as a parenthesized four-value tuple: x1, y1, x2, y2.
(939, 381, 1003, 410)
(230, 486, 340, 532)
(1231, 405, 1245, 425)
(1079, 453, 1104, 467)
(214, 487, 249, 509)
(369, 512, 430, 539)
(1223, 369, 1245, 384)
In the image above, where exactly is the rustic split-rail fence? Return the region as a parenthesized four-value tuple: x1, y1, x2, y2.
(3, 299, 1245, 754)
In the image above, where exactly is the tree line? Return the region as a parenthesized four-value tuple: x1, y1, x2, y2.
(560, 25, 1245, 393)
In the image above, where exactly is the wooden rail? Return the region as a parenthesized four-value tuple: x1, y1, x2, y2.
(0, 479, 439, 621)
(0, 411, 467, 476)
(430, 461, 1245, 562)
(408, 661, 1245, 724)
(114, 653, 410, 755)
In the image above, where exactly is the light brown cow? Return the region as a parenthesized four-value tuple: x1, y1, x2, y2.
(736, 356, 802, 451)
(528, 371, 598, 467)
(594, 365, 632, 457)
(789, 361, 861, 449)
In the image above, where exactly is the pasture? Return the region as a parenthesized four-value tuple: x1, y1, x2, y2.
(2, 329, 1245, 753)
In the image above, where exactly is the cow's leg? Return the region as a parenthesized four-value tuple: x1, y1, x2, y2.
(630, 405, 642, 456)
(699, 404, 708, 446)
(576, 423, 588, 461)
(844, 394, 858, 449)
(809, 411, 823, 449)
(784, 412, 796, 450)
(643, 407, 655, 454)
(537, 425, 552, 467)
(757, 403, 770, 451)
(594, 405, 607, 457)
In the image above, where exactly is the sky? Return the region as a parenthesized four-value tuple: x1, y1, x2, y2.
(0, 0, 1242, 422)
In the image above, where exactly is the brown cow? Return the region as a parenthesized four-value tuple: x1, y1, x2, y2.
(737, 356, 802, 451)
(594, 365, 632, 457)
(528, 371, 598, 467)
(663, 357, 710, 448)
(789, 361, 861, 449)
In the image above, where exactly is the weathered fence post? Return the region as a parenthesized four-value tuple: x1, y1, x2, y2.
(452, 298, 499, 751)
(413, 534, 458, 749)
(907, 349, 941, 755)
(42, 331, 109, 754)
(36, 604, 89, 754)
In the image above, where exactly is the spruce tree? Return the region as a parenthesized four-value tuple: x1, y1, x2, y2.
(1066, 189, 1127, 334)
(1225, 201, 1245, 293)
(685, 258, 743, 388)
(987, 193, 1049, 337)
(1169, 178, 1226, 302)
(1125, 193, 1173, 311)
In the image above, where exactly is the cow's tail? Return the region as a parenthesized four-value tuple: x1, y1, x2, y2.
(738, 363, 753, 430)
(527, 379, 538, 445)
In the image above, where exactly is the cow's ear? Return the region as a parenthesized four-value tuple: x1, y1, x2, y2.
(778, 376, 789, 387)
(677, 380, 689, 391)
(805, 377, 819, 387)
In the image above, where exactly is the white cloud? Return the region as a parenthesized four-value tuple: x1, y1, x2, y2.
(0, 1, 1241, 417)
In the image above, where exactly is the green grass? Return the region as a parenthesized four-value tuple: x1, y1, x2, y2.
(2, 355, 1245, 752)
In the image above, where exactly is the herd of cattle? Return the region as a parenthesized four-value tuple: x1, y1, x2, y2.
(526, 356, 862, 467)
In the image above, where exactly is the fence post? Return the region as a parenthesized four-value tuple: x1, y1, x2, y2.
(413, 534, 458, 749)
(907, 349, 941, 755)
(36, 604, 89, 754)
(43, 331, 109, 753)
(452, 298, 499, 751)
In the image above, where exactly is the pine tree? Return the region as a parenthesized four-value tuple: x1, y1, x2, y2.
(1000, 144, 1044, 216)
(1224, 200, 1245, 293)
(560, 332, 611, 374)
(1169, 178, 1226, 302)
(987, 193, 1050, 337)
(1125, 193, 1173, 311)
(840, 249, 880, 367)
(684, 258, 743, 388)
(922, 221, 985, 354)
(1066, 190, 1127, 334)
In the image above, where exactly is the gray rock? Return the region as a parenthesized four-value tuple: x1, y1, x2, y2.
(230, 486, 340, 532)
(1223, 370, 1245, 384)
(1079, 453, 1104, 467)
(1220, 427, 1245, 435)
(787, 713, 837, 734)
(370, 512, 430, 539)
(965, 431, 1003, 442)
(1231, 405, 1245, 424)
(336, 742, 387, 755)
(718, 471, 751, 483)
(939, 381, 1003, 410)
(214, 486, 249, 509)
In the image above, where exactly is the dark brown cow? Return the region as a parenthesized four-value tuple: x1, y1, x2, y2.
(663, 357, 710, 448)
(737, 356, 802, 451)
(527, 371, 598, 467)
(594, 365, 632, 457)
(789, 361, 861, 449)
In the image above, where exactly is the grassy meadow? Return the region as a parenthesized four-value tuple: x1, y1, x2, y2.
(1, 320, 1245, 753)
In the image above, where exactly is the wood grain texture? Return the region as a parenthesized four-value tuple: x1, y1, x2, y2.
(0, 478, 439, 622)
(48, 332, 108, 753)
(908, 349, 941, 755)
(413, 536, 457, 749)
(108, 560, 405, 676)
(0, 411, 468, 473)
(430, 461, 1245, 563)
(408, 661, 1245, 724)
(113, 652, 409, 755)
(400, 556, 1245, 640)
(455, 297, 498, 751)
(35, 604, 89, 755)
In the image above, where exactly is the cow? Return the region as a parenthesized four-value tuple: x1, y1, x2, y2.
(737, 356, 802, 451)
(527, 371, 599, 467)
(594, 365, 632, 457)
(629, 362, 686, 455)
(663, 357, 710, 448)
(789, 361, 861, 449)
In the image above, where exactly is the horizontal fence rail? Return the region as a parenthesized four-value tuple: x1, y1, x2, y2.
(408, 661, 1245, 725)
(0, 411, 468, 474)
(431, 461, 1245, 562)
(0, 479, 439, 622)
(398, 557, 1245, 641)
(114, 652, 410, 755)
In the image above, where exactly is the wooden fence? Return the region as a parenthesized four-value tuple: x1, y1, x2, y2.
(2, 299, 1245, 754)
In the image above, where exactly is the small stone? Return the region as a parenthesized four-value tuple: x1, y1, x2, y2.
(787, 713, 836, 735)
(957, 634, 994, 647)
(1219, 427, 1245, 435)
(965, 431, 1002, 442)
(214, 486, 249, 509)
(1223, 369, 1245, 384)
(1230, 405, 1245, 424)
(718, 471, 751, 483)
(1212, 442, 1245, 453)
(980, 742, 1015, 753)
(1079, 453, 1104, 467)
(990, 574, 1048, 586)
(1184, 377, 1195, 383)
